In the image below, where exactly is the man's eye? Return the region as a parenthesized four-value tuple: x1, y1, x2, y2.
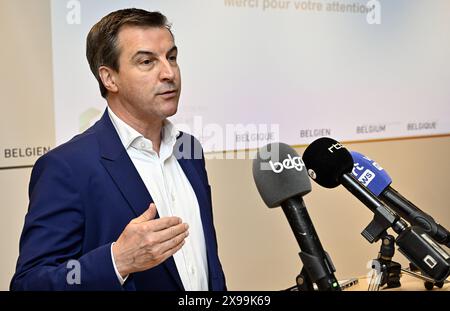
(141, 59, 153, 65)
(169, 55, 177, 62)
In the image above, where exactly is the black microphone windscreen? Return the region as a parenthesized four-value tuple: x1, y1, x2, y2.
(253, 143, 311, 208)
(303, 137, 354, 188)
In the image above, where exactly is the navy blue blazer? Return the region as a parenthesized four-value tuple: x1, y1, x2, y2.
(11, 110, 226, 291)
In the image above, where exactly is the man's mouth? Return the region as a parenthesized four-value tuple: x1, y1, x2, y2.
(158, 89, 176, 95)
(157, 89, 178, 99)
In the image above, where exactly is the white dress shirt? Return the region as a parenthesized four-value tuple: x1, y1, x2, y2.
(108, 107, 209, 290)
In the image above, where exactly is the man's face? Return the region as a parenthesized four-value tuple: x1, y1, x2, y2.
(113, 26, 181, 121)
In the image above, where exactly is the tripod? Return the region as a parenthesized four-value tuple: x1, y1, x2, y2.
(283, 267, 358, 291)
(368, 234, 401, 290)
(368, 232, 448, 290)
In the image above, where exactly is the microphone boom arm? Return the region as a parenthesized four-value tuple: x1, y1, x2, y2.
(340, 174, 407, 243)
(382, 187, 450, 248)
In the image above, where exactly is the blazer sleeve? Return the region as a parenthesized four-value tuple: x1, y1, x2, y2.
(10, 152, 123, 291)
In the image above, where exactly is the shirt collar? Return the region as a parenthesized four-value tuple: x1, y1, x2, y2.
(107, 107, 179, 153)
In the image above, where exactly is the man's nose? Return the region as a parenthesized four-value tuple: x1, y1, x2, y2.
(159, 60, 176, 81)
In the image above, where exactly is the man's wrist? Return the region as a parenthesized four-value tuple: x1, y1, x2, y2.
(111, 242, 129, 284)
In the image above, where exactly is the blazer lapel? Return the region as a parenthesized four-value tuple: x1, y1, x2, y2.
(94, 110, 184, 290)
(95, 110, 151, 217)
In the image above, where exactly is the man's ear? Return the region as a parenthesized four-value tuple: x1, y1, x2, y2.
(98, 66, 119, 94)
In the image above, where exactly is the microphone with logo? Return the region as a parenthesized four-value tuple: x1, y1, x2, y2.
(302, 137, 450, 282)
(351, 151, 450, 248)
(252, 142, 341, 291)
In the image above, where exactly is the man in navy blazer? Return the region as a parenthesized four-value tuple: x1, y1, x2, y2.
(11, 9, 226, 291)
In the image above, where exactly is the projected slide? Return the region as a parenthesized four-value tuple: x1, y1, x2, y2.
(51, 0, 450, 152)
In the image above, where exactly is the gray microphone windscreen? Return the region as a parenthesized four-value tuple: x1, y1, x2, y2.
(252, 143, 312, 208)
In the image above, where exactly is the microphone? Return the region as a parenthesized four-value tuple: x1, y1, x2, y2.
(252, 142, 341, 291)
(302, 137, 450, 282)
(350, 151, 450, 248)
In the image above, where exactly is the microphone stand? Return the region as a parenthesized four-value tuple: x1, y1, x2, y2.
(341, 174, 450, 289)
(368, 233, 402, 290)
(295, 267, 315, 291)
(280, 198, 342, 291)
(368, 232, 448, 291)
(284, 266, 358, 291)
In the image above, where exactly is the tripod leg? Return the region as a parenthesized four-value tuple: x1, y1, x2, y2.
(424, 281, 434, 290)
(424, 280, 444, 290)
(368, 260, 382, 291)
(385, 261, 401, 288)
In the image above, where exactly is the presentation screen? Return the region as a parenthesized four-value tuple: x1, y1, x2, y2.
(51, 0, 450, 152)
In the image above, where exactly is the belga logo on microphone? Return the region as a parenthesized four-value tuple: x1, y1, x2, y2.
(269, 155, 305, 173)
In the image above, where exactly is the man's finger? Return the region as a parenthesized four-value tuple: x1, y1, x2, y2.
(156, 238, 186, 264)
(157, 230, 189, 255)
(131, 203, 157, 224)
(145, 216, 183, 231)
(153, 223, 189, 243)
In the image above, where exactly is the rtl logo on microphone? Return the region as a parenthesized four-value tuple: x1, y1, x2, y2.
(328, 142, 344, 153)
(269, 154, 306, 173)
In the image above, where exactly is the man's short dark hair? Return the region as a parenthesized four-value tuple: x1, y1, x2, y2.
(86, 8, 173, 98)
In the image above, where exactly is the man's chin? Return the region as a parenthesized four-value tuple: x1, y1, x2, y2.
(161, 104, 178, 119)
